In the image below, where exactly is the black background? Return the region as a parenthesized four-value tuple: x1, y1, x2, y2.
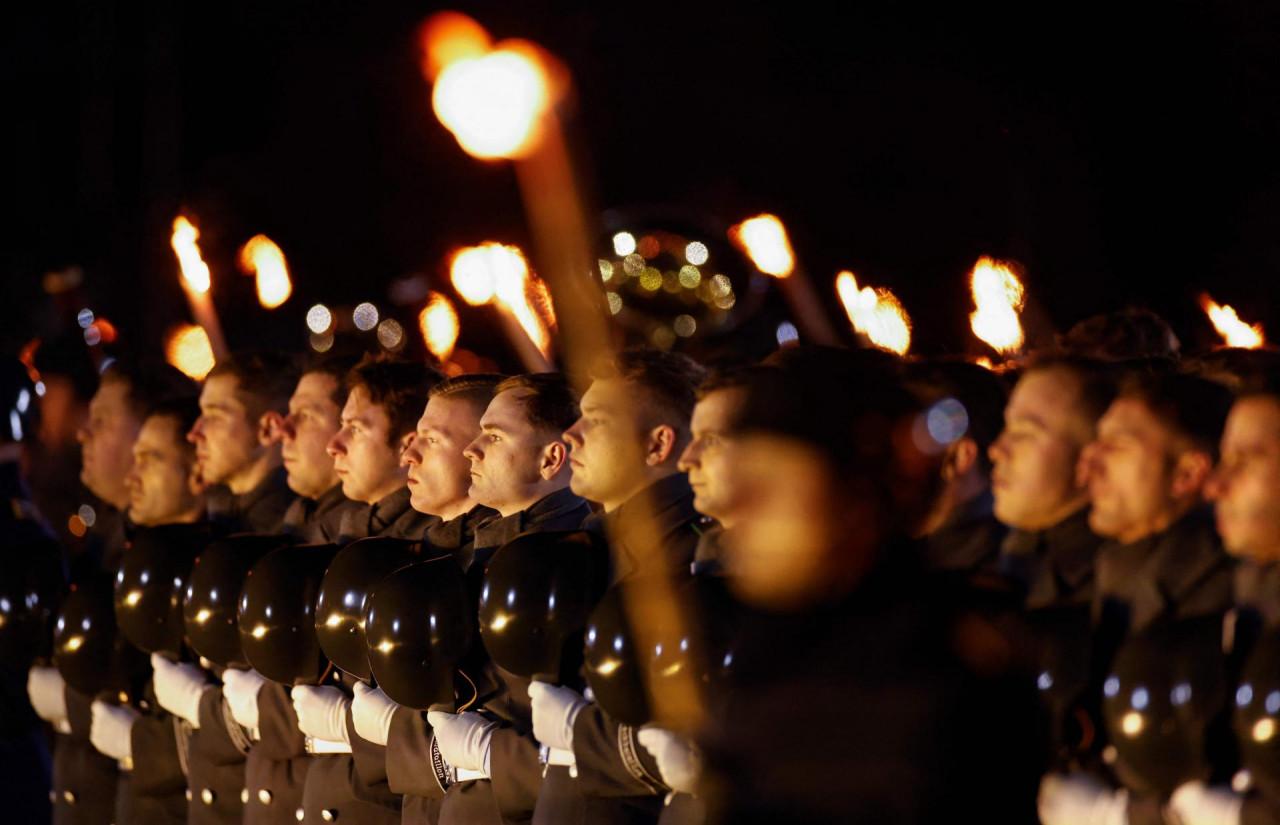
(6, 1, 1280, 366)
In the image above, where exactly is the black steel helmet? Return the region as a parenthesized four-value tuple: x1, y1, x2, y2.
(53, 574, 149, 699)
(478, 530, 609, 683)
(238, 543, 340, 686)
(1102, 616, 1226, 796)
(0, 537, 65, 670)
(314, 537, 428, 682)
(364, 556, 475, 710)
(183, 534, 295, 668)
(583, 576, 736, 727)
(114, 523, 212, 655)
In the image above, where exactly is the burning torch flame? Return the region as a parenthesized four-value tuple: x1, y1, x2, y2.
(171, 217, 211, 294)
(418, 292, 461, 363)
(449, 243, 552, 357)
(834, 272, 912, 355)
(1201, 294, 1265, 349)
(238, 235, 293, 309)
(729, 214, 795, 278)
(431, 42, 551, 160)
(166, 324, 215, 380)
(420, 12, 492, 81)
(968, 256, 1026, 355)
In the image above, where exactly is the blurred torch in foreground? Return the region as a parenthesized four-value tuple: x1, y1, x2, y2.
(170, 216, 228, 361)
(968, 256, 1025, 357)
(238, 235, 293, 310)
(730, 213, 839, 346)
(165, 324, 216, 380)
(449, 242, 553, 370)
(834, 271, 911, 355)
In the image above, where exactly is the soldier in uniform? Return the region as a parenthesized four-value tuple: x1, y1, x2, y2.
(38, 359, 192, 825)
(699, 348, 1041, 824)
(227, 355, 361, 825)
(1039, 370, 1237, 823)
(397, 372, 591, 825)
(84, 396, 204, 824)
(293, 355, 440, 825)
(525, 350, 706, 825)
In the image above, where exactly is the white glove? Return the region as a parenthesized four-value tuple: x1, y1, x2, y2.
(1169, 781, 1243, 825)
(636, 726, 701, 793)
(27, 666, 68, 725)
(150, 653, 210, 728)
(528, 682, 587, 753)
(351, 682, 399, 746)
(291, 685, 351, 744)
(1038, 772, 1129, 825)
(221, 667, 266, 732)
(89, 700, 139, 762)
(427, 710, 497, 776)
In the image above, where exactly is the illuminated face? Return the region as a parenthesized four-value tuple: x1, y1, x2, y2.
(403, 394, 481, 518)
(281, 373, 343, 499)
(677, 388, 746, 525)
(562, 378, 650, 511)
(326, 386, 408, 505)
(463, 388, 570, 517)
(989, 369, 1091, 531)
(188, 374, 261, 488)
(77, 381, 140, 508)
(126, 415, 201, 526)
(1082, 398, 1194, 544)
(1210, 397, 1280, 560)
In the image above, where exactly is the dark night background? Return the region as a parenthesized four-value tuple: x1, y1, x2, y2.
(6, 0, 1280, 366)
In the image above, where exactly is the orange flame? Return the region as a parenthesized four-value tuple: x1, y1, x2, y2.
(419, 12, 492, 81)
(449, 243, 551, 357)
(968, 256, 1025, 355)
(834, 272, 912, 355)
(1201, 294, 1265, 349)
(238, 235, 293, 309)
(171, 216, 211, 294)
(165, 324, 215, 380)
(431, 42, 552, 160)
(418, 292, 461, 363)
(729, 214, 795, 278)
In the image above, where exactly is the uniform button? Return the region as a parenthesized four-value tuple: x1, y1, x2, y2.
(185, 789, 193, 801)
(201, 788, 215, 805)
(295, 807, 305, 821)
(241, 789, 250, 804)
(321, 809, 338, 822)
(258, 789, 273, 805)
(63, 790, 76, 805)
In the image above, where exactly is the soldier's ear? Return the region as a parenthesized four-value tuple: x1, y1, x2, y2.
(942, 438, 979, 481)
(258, 411, 286, 447)
(540, 440, 568, 480)
(645, 424, 678, 466)
(1172, 449, 1213, 500)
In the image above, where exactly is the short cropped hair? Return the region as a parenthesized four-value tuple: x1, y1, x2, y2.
(1020, 354, 1119, 442)
(144, 396, 201, 450)
(590, 349, 706, 440)
(428, 373, 507, 413)
(301, 353, 362, 408)
(100, 360, 197, 420)
(493, 373, 580, 435)
(207, 351, 301, 419)
(345, 354, 443, 444)
(1116, 371, 1235, 458)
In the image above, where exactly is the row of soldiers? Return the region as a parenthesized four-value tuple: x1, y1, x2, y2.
(7, 308, 1280, 823)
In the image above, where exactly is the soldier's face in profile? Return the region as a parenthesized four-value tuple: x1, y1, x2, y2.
(280, 372, 343, 500)
(677, 387, 746, 526)
(563, 378, 650, 511)
(1081, 397, 1207, 544)
(465, 389, 560, 517)
(77, 380, 141, 508)
(327, 386, 409, 505)
(126, 414, 201, 526)
(403, 394, 480, 518)
(989, 369, 1091, 531)
(1209, 396, 1280, 560)
(188, 374, 261, 488)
